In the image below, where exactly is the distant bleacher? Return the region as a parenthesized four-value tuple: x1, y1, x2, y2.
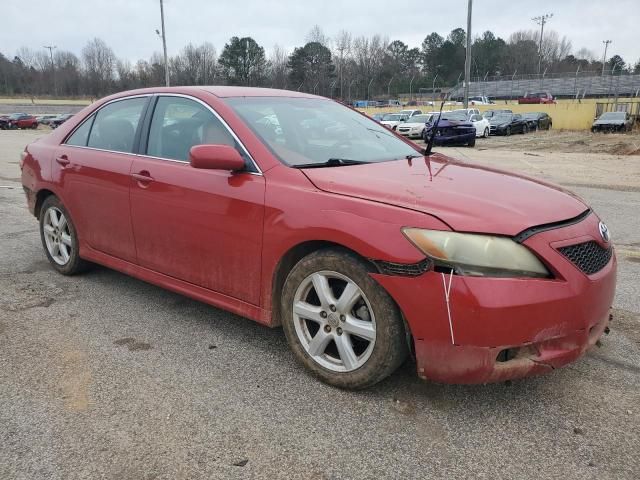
(448, 71, 640, 100)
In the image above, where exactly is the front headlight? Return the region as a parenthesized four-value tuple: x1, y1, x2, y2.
(402, 228, 550, 278)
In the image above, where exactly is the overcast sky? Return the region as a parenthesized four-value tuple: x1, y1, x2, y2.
(3, 0, 639, 67)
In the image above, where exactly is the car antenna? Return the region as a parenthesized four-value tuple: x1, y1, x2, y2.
(424, 94, 448, 156)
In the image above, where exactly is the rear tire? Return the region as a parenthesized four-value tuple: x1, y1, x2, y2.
(467, 137, 476, 147)
(281, 249, 408, 389)
(39, 196, 90, 276)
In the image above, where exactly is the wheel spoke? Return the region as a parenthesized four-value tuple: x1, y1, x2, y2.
(294, 301, 324, 324)
(48, 208, 59, 228)
(59, 244, 70, 263)
(307, 330, 332, 357)
(58, 214, 67, 232)
(61, 233, 72, 247)
(51, 243, 60, 257)
(311, 273, 335, 307)
(43, 224, 55, 235)
(343, 315, 376, 341)
(336, 282, 361, 313)
(335, 335, 358, 370)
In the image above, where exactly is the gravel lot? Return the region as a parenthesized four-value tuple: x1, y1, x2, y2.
(1, 129, 639, 480)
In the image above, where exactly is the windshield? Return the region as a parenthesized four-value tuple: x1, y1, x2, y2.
(492, 114, 513, 122)
(382, 114, 407, 121)
(225, 97, 419, 167)
(407, 114, 432, 123)
(600, 112, 625, 120)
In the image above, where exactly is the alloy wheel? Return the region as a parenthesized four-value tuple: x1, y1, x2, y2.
(43, 207, 73, 265)
(292, 271, 376, 372)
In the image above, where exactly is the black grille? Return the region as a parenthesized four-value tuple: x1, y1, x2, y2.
(373, 258, 431, 277)
(558, 241, 612, 275)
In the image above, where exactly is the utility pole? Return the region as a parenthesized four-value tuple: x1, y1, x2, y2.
(43, 45, 57, 96)
(158, 0, 169, 86)
(463, 0, 472, 109)
(601, 40, 612, 76)
(532, 13, 553, 75)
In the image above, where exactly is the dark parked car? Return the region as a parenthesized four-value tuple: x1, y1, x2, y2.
(482, 109, 512, 119)
(37, 115, 59, 126)
(50, 113, 74, 129)
(7, 113, 38, 129)
(522, 112, 553, 131)
(591, 112, 633, 133)
(423, 113, 476, 147)
(489, 113, 529, 135)
(0, 115, 9, 130)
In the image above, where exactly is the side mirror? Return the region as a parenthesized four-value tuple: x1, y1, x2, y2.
(189, 144, 245, 171)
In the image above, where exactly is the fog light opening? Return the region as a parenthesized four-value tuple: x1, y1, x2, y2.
(496, 348, 519, 363)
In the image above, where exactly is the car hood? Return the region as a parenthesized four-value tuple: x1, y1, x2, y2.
(301, 155, 588, 235)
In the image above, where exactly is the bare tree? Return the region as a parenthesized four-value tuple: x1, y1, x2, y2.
(269, 44, 289, 89)
(82, 38, 116, 96)
(306, 25, 330, 48)
(333, 30, 352, 99)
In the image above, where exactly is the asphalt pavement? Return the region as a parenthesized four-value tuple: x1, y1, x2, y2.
(1, 130, 639, 479)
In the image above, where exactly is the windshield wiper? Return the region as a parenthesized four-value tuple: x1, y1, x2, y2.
(291, 158, 371, 169)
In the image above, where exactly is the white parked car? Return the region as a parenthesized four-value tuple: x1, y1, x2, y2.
(468, 96, 495, 105)
(451, 108, 480, 117)
(395, 114, 434, 139)
(398, 109, 423, 118)
(380, 113, 409, 130)
(469, 113, 491, 138)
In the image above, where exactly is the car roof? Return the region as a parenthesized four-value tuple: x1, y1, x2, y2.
(103, 86, 320, 100)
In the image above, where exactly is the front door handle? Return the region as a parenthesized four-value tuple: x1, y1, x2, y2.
(55, 155, 70, 166)
(131, 171, 154, 183)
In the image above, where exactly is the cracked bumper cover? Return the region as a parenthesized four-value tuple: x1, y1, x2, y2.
(371, 213, 617, 384)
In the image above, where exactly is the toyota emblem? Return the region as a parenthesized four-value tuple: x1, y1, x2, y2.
(598, 221, 610, 243)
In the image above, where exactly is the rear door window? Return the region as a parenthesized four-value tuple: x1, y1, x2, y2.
(66, 115, 95, 147)
(87, 97, 148, 153)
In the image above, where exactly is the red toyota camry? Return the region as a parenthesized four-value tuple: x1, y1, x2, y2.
(20, 87, 616, 388)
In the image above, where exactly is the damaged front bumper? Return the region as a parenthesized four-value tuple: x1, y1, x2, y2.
(371, 212, 618, 384)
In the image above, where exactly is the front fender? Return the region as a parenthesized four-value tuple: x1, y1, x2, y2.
(259, 165, 450, 315)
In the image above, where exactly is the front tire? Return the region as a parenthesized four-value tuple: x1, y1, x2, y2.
(522, 124, 529, 134)
(506, 127, 512, 136)
(39, 196, 89, 275)
(483, 127, 489, 138)
(281, 249, 408, 389)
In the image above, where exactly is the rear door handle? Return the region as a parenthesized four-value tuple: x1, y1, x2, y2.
(55, 155, 70, 166)
(131, 171, 154, 183)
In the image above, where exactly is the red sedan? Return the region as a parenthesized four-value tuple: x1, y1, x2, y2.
(20, 87, 616, 388)
(8, 113, 38, 129)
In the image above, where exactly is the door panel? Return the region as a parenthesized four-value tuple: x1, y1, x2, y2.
(57, 146, 137, 262)
(56, 96, 149, 262)
(130, 157, 265, 304)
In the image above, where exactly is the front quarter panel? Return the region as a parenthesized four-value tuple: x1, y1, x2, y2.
(259, 164, 450, 315)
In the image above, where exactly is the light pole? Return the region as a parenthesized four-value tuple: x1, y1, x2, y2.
(43, 45, 57, 96)
(532, 13, 553, 75)
(387, 74, 395, 98)
(463, 0, 472, 108)
(157, 0, 169, 86)
(601, 40, 612, 76)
